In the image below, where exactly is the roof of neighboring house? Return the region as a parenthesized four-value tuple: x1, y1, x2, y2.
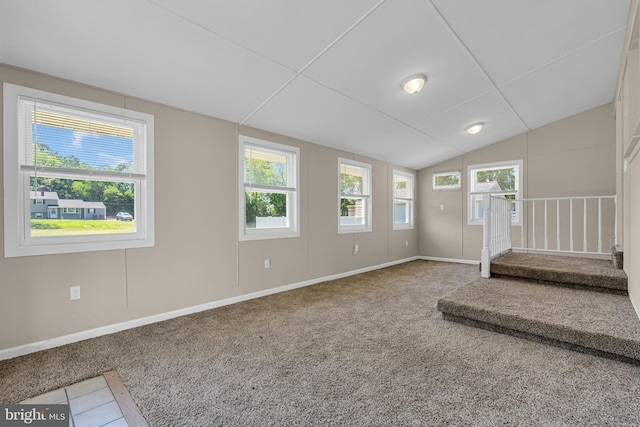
(57, 199, 106, 210)
(29, 191, 58, 200)
(475, 181, 503, 193)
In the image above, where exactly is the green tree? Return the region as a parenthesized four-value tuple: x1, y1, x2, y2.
(340, 171, 363, 216)
(244, 157, 287, 225)
(30, 144, 135, 217)
(477, 168, 515, 191)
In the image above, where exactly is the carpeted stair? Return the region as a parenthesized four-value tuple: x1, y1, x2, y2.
(437, 251, 640, 364)
(490, 252, 628, 294)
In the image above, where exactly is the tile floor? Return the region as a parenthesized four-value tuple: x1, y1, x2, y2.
(20, 375, 128, 427)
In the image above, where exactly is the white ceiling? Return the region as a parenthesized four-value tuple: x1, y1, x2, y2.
(0, 0, 629, 170)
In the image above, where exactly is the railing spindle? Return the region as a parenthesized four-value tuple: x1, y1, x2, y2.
(544, 199, 548, 250)
(532, 200, 536, 249)
(598, 198, 602, 253)
(556, 199, 561, 250)
(569, 199, 574, 252)
(583, 198, 587, 252)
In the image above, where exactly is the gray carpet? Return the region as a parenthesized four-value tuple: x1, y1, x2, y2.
(437, 277, 640, 362)
(2, 260, 640, 426)
(490, 252, 628, 293)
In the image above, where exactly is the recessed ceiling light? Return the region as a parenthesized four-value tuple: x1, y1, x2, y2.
(401, 74, 427, 94)
(465, 122, 484, 135)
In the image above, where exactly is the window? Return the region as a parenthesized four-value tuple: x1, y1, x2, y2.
(35, 199, 44, 205)
(338, 158, 372, 233)
(3, 83, 154, 257)
(392, 170, 414, 230)
(468, 160, 522, 225)
(239, 136, 299, 241)
(433, 171, 461, 190)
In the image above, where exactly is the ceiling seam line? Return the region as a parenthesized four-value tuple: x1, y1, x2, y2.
(427, 0, 529, 131)
(143, 0, 298, 74)
(302, 75, 463, 153)
(240, 74, 299, 125)
(496, 27, 628, 89)
(301, 75, 463, 153)
(412, 88, 496, 128)
(297, 0, 388, 75)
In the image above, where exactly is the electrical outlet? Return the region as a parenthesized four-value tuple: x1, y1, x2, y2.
(264, 257, 270, 269)
(354, 244, 359, 255)
(70, 286, 81, 301)
(405, 240, 409, 247)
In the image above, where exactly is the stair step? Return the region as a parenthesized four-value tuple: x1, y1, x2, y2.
(490, 252, 627, 294)
(437, 278, 640, 364)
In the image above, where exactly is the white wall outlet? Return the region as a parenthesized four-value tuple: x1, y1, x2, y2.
(264, 257, 270, 269)
(354, 244, 359, 255)
(405, 240, 409, 247)
(440, 204, 445, 211)
(70, 286, 81, 301)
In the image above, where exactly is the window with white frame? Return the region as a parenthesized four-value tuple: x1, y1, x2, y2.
(468, 160, 522, 225)
(433, 171, 461, 190)
(239, 136, 299, 241)
(392, 170, 414, 230)
(3, 83, 154, 257)
(338, 158, 372, 233)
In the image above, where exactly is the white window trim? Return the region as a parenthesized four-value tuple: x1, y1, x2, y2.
(3, 83, 155, 257)
(467, 159, 523, 226)
(433, 171, 461, 190)
(338, 158, 372, 234)
(392, 170, 414, 230)
(238, 135, 300, 241)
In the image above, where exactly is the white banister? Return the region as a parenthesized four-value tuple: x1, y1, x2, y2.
(544, 199, 548, 250)
(583, 198, 587, 252)
(569, 199, 574, 252)
(598, 198, 602, 253)
(556, 200, 560, 250)
(479, 195, 616, 278)
(481, 193, 491, 278)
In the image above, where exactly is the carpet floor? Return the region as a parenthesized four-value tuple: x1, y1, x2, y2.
(437, 277, 640, 362)
(490, 252, 628, 292)
(1, 260, 640, 426)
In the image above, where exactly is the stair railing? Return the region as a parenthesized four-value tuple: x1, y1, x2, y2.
(480, 194, 617, 278)
(480, 194, 513, 278)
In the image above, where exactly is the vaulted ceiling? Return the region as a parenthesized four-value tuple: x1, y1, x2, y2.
(0, 0, 630, 170)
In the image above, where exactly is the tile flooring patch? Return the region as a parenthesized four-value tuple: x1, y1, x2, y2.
(19, 374, 129, 426)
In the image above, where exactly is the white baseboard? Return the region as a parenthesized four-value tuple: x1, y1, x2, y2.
(419, 256, 480, 265)
(0, 256, 420, 361)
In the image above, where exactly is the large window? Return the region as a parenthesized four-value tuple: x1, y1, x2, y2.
(392, 170, 414, 230)
(468, 160, 522, 225)
(239, 136, 299, 241)
(3, 83, 154, 257)
(339, 158, 372, 233)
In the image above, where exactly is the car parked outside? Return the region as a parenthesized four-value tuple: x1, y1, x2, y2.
(116, 212, 133, 221)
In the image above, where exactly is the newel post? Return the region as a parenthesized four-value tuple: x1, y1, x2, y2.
(481, 193, 491, 278)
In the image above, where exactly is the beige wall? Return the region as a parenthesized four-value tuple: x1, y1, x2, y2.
(616, 0, 640, 316)
(419, 103, 616, 261)
(0, 65, 417, 351)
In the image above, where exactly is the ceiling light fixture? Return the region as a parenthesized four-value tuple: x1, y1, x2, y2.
(401, 74, 427, 94)
(465, 122, 484, 135)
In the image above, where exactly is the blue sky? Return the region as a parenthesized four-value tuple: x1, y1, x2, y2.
(35, 124, 133, 170)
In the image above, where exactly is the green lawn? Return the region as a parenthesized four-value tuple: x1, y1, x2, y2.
(30, 219, 135, 237)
